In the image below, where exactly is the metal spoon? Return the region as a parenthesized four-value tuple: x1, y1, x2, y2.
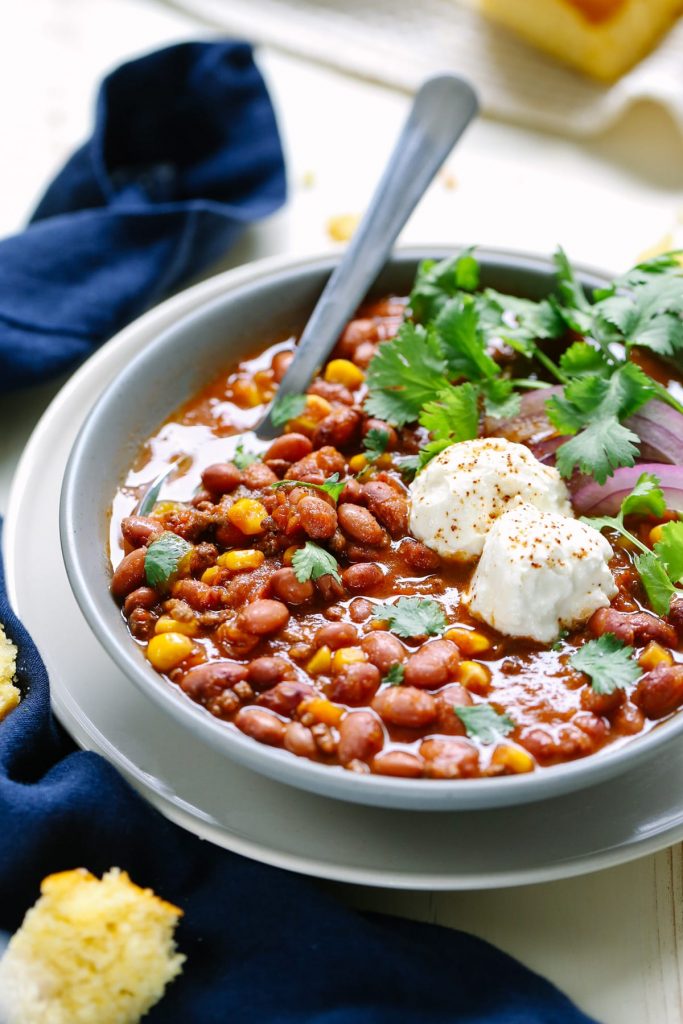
(255, 74, 479, 441)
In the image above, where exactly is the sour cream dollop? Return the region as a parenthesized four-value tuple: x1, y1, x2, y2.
(408, 437, 572, 561)
(466, 502, 618, 643)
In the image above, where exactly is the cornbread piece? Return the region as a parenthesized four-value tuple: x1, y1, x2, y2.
(0, 624, 19, 721)
(0, 868, 184, 1024)
(480, 0, 683, 81)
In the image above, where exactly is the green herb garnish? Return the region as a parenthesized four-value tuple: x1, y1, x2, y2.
(144, 532, 192, 589)
(454, 704, 514, 744)
(271, 473, 346, 503)
(363, 427, 390, 462)
(233, 442, 261, 470)
(569, 634, 641, 695)
(382, 663, 405, 686)
(655, 521, 683, 584)
(270, 393, 307, 428)
(291, 541, 341, 585)
(372, 597, 446, 638)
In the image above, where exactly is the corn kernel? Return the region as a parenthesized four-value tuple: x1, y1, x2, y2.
(299, 697, 344, 726)
(254, 370, 275, 404)
(649, 524, 666, 546)
(348, 453, 368, 473)
(490, 744, 535, 775)
(306, 645, 332, 675)
(201, 565, 220, 585)
(226, 498, 267, 535)
(332, 646, 366, 673)
(154, 616, 198, 637)
(374, 453, 393, 469)
(232, 377, 262, 407)
(457, 660, 492, 695)
(151, 500, 183, 519)
(639, 641, 674, 671)
(327, 213, 359, 243)
(289, 395, 333, 434)
(146, 632, 194, 672)
(324, 359, 365, 389)
(283, 545, 300, 566)
(218, 549, 265, 571)
(445, 627, 491, 655)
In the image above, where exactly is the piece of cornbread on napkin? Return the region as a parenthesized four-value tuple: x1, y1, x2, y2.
(480, 0, 683, 81)
(0, 625, 19, 721)
(0, 868, 184, 1024)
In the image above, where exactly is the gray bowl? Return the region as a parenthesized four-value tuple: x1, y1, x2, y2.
(60, 248, 682, 811)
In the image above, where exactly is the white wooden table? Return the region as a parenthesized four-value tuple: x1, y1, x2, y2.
(3, 1, 683, 1021)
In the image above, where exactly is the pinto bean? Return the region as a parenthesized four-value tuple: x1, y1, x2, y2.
(612, 701, 645, 735)
(371, 752, 424, 778)
(362, 419, 398, 450)
(434, 683, 473, 735)
(173, 578, 226, 611)
(352, 341, 378, 368)
(316, 574, 346, 603)
(270, 568, 314, 606)
(128, 608, 156, 640)
(315, 622, 358, 650)
(580, 685, 624, 716)
(308, 379, 354, 406)
(201, 462, 242, 495)
(337, 318, 379, 358)
(372, 686, 437, 728)
(337, 504, 387, 546)
(298, 495, 338, 540)
(265, 433, 312, 464)
(235, 707, 285, 746)
(420, 738, 479, 779)
(123, 587, 158, 617)
(338, 478, 365, 505)
(243, 463, 278, 489)
(633, 664, 683, 720)
(236, 599, 290, 636)
(361, 631, 406, 674)
(271, 350, 293, 382)
(121, 515, 164, 549)
(111, 548, 147, 600)
(349, 598, 373, 623)
(403, 640, 460, 689)
(589, 607, 677, 648)
(247, 656, 294, 692)
(520, 724, 595, 765)
(342, 562, 384, 592)
(398, 539, 440, 574)
(667, 597, 683, 635)
(337, 711, 384, 765)
(284, 721, 318, 758)
(180, 661, 248, 702)
(257, 680, 314, 717)
(312, 408, 362, 451)
(328, 663, 381, 706)
(362, 482, 408, 537)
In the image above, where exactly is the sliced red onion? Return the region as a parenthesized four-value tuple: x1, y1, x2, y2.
(571, 464, 683, 516)
(625, 400, 683, 466)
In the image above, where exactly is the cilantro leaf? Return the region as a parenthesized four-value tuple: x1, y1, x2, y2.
(363, 427, 390, 462)
(553, 248, 593, 333)
(454, 704, 514, 744)
(654, 521, 683, 584)
(477, 290, 565, 354)
(291, 541, 341, 585)
(419, 382, 479, 444)
(559, 341, 612, 379)
(393, 454, 420, 481)
(382, 663, 405, 686)
(271, 474, 346, 503)
(364, 322, 449, 426)
(596, 276, 683, 359)
(621, 472, 667, 519)
(633, 551, 678, 616)
(271, 394, 307, 428)
(410, 250, 480, 322)
(417, 438, 454, 470)
(570, 634, 641, 695)
(233, 442, 261, 470)
(372, 597, 446, 638)
(144, 532, 192, 589)
(548, 363, 655, 483)
(479, 377, 521, 420)
(435, 297, 500, 381)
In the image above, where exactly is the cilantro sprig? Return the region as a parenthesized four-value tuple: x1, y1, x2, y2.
(270, 394, 307, 428)
(271, 473, 346, 503)
(291, 541, 341, 585)
(372, 597, 446, 638)
(570, 634, 641, 695)
(363, 427, 390, 463)
(233, 442, 261, 470)
(144, 532, 192, 589)
(454, 703, 514, 744)
(382, 663, 405, 686)
(582, 472, 682, 615)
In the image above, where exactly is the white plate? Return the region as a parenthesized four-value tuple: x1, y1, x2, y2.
(6, 252, 683, 890)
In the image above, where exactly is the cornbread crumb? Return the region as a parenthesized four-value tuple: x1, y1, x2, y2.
(0, 625, 19, 721)
(0, 868, 184, 1024)
(327, 213, 359, 242)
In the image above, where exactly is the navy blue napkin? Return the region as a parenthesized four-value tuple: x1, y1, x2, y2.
(0, 41, 596, 1023)
(0, 535, 595, 1024)
(0, 41, 286, 392)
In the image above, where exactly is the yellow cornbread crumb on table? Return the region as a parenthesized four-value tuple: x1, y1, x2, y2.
(0, 868, 185, 1024)
(0, 624, 20, 721)
(480, 0, 683, 81)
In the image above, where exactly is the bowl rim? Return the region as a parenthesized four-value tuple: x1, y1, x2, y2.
(59, 245, 683, 810)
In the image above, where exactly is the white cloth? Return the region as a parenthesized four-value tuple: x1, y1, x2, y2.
(162, 0, 683, 136)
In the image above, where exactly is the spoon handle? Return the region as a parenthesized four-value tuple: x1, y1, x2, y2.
(256, 74, 478, 440)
